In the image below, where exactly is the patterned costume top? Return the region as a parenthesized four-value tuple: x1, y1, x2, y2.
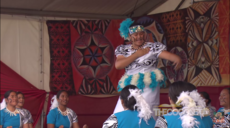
(115, 42, 167, 91)
(18, 108, 34, 124)
(213, 107, 230, 128)
(115, 42, 166, 75)
(47, 107, 78, 128)
(102, 110, 155, 128)
(0, 108, 29, 128)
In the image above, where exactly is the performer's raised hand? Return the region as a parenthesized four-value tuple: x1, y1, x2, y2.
(158, 51, 182, 70)
(135, 47, 150, 57)
(172, 57, 182, 70)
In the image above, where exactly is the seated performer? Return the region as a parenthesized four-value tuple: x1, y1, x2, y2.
(47, 90, 88, 128)
(155, 81, 213, 128)
(0, 90, 29, 128)
(103, 85, 156, 128)
(16, 92, 34, 128)
(199, 91, 216, 118)
(114, 18, 182, 119)
(213, 88, 230, 128)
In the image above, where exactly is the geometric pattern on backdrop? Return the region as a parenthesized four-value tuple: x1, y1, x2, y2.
(186, 2, 221, 85)
(71, 20, 116, 94)
(47, 21, 76, 94)
(151, 9, 188, 85)
(190, 2, 216, 15)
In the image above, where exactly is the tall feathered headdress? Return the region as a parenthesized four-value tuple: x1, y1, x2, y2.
(119, 18, 134, 40)
(119, 18, 145, 40)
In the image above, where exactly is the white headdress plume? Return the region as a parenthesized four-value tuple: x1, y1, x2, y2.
(50, 95, 58, 111)
(0, 99, 6, 110)
(176, 90, 208, 128)
(128, 88, 152, 124)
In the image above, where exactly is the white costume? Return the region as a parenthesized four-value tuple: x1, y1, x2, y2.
(113, 42, 167, 120)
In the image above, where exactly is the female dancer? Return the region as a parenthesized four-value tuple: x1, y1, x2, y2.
(47, 90, 88, 128)
(213, 88, 230, 128)
(0, 90, 29, 128)
(114, 18, 182, 120)
(16, 92, 34, 128)
(199, 91, 216, 118)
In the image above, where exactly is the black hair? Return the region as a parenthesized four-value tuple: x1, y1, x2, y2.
(16, 91, 24, 98)
(123, 40, 131, 45)
(223, 88, 230, 94)
(168, 81, 197, 104)
(130, 18, 153, 28)
(199, 92, 211, 105)
(56, 90, 68, 99)
(4, 90, 16, 99)
(120, 85, 137, 111)
(130, 22, 140, 27)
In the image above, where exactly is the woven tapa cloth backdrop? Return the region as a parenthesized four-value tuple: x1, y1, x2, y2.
(47, 0, 229, 95)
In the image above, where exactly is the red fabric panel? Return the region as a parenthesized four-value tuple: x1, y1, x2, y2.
(47, 21, 76, 94)
(1, 62, 37, 90)
(0, 61, 47, 127)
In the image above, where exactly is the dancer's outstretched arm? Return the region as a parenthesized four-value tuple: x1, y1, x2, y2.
(115, 48, 150, 69)
(158, 51, 182, 70)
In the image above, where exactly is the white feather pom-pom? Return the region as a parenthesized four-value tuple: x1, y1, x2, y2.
(131, 74, 140, 86)
(143, 72, 151, 87)
(153, 69, 164, 81)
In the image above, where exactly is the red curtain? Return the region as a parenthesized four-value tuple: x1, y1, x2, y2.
(0, 61, 47, 127)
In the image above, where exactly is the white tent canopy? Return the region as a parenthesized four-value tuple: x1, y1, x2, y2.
(1, 0, 167, 19)
(1, 0, 210, 19)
